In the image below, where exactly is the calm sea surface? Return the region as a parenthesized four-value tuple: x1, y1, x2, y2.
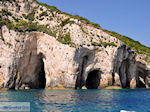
(0, 89, 149, 112)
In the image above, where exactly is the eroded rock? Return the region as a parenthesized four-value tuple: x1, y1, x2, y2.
(0, 0, 150, 90)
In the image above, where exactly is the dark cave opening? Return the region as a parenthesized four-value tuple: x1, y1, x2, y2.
(136, 70, 146, 88)
(136, 77, 146, 88)
(136, 80, 146, 88)
(85, 70, 101, 89)
(37, 57, 46, 89)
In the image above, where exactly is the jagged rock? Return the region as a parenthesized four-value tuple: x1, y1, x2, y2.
(0, 0, 150, 89)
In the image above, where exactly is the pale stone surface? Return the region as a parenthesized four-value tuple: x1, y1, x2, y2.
(0, 0, 150, 89)
(0, 26, 118, 89)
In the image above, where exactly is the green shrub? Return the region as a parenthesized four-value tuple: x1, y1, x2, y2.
(24, 11, 35, 21)
(39, 11, 48, 17)
(0, 20, 11, 27)
(90, 22, 101, 29)
(91, 42, 117, 47)
(0, 9, 12, 16)
(64, 34, 71, 43)
(13, 17, 20, 22)
(61, 18, 75, 27)
(102, 42, 117, 47)
(91, 42, 102, 46)
(57, 34, 71, 44)
(39, 18, 44, 21)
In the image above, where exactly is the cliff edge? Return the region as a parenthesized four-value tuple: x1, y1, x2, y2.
(0, 0, 150, 89)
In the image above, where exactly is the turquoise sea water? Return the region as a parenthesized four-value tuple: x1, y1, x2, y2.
(0, 89, 150, 112)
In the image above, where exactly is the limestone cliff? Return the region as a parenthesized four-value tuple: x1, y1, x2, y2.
(0, 0, 150, 89)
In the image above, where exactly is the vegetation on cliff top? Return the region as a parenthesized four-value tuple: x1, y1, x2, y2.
(0, 0, 150, 57)
(35, 0, 150, 57)
(36, 1, 101, 29)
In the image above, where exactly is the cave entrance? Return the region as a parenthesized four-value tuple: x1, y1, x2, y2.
(85, 70, 101, 89)
(136, 77, 146, 88)
(37, 56, 46, 89)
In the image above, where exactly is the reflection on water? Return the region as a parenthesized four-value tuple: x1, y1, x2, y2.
(0, 89, 150, 112)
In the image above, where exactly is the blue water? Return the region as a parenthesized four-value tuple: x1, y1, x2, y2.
(0, 89, 150, 112)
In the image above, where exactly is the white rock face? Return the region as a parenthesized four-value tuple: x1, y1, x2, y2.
(0, 0, 150, 89)
(0, 26, 118, 89)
